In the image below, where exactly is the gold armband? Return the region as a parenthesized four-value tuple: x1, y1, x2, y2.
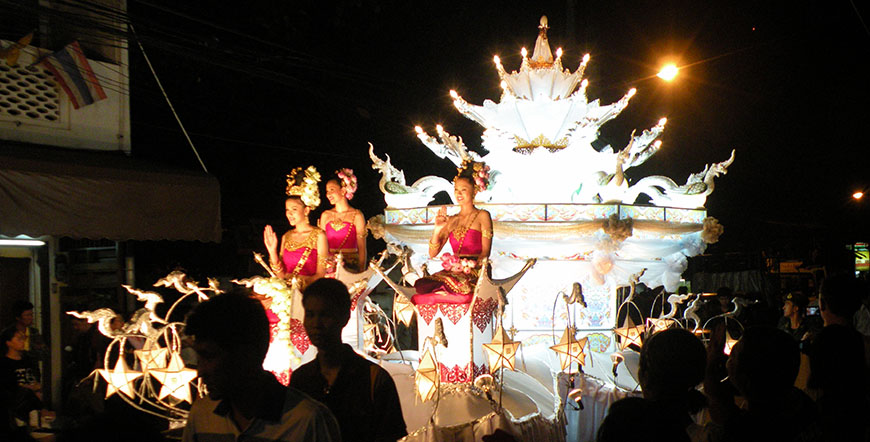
(318, 256, 329, 267)
(429, 239, 441, 249)
(481, 229, 493, 239)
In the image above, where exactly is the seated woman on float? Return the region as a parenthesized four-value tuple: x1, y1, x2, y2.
(413, 160, 492, 305)
(263, 165, 328, 287)
(318, 168, 367, 273)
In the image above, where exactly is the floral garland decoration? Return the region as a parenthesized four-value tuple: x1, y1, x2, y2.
(286, 165, 321, 208)
(233, 274, 303, 367)
(455, 159, 491, 192)
(441, 253, 477, 274)
(335, 168, 358, 200)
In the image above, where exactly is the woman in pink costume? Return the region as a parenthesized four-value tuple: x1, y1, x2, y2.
(318, 168, 367, 273)
(413, 160, 493, 305)
(261, 166, 328, 384)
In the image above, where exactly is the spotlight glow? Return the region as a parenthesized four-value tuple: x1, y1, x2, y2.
(657, 64, 679, 81)
(854, 191, 865, 200)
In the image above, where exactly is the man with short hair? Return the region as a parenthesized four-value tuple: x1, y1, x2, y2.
(819, 275, 863, 327)
(290, 278, 407, 442)
(777, 292, 820, 343)
(182, 289, 340, 442)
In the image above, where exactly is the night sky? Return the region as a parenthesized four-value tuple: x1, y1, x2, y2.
(121, 0, 870, 273)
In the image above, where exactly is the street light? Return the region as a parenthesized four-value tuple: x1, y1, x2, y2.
(657, 64, 679, 81)
(854, 191, 864, 201)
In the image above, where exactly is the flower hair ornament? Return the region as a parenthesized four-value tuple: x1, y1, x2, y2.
(455, 159, 491, 192)
(286, 166, 321, 208)
(335, 168, 358, 200)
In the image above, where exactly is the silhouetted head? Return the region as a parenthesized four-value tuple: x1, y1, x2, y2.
(302, 278, 351, 349)
(727, 326, 799, 402)
(185, 288, 269, 399)
(638, 328, 706, 412)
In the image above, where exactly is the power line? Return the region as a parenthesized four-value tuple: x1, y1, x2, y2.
(132, 120, 355, 158)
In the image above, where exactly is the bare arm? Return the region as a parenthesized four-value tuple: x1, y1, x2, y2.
(478, 210, 493, 262)
(354, 209, 367, 271)
(303, 230, 329, 286)
(264, 225, 286, 279)
(429, 206, 449, 258)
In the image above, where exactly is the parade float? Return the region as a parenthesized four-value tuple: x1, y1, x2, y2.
(366, 15, 730, 441)
(69, 16, 732, 442)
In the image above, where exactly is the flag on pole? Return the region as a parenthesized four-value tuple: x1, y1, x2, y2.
(39, 41, 106, 109)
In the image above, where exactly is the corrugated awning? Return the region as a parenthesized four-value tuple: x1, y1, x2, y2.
(0, 143, 221, 242)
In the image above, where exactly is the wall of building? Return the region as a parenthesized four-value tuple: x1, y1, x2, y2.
(0, 39, 130, 152)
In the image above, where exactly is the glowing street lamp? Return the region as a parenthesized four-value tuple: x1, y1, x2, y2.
(854, 191, 864, 201)
(657, 64, 679, 81)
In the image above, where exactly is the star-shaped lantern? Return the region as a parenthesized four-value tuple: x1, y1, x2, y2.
(415, 348, 440, 402)
(645, 317, 676, 333)
(149, 353, 198, 403)
(483, 324, 521, 372)
(614, 317, 645, 351)
(98, 357, 143, 399)
(134, 347, 169, 372)
(723, 329, 739, 356)
(549, 327, 588, 373)
(393, 293, 416, 327)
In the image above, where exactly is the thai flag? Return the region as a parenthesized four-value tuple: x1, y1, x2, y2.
(39, 41, 107, 109)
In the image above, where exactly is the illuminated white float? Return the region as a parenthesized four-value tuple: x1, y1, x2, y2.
(369, 15, 731, 441)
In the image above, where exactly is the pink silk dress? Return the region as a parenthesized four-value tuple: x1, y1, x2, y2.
(412, 228, 483, 305)
(264, 229, 320, 385)
(325, 220, 360, 271)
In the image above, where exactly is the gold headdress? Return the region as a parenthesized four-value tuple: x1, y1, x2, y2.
(286, 166, 321, 208)
(455, 159, 491, 193)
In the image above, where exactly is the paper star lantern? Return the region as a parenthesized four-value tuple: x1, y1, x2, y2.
(483, 325, 521, 372)
(149, 353, 198, 403)
(549, 327, 588, 373)
(98, 357, 143, 399)
(393, 293, 415, 327)
(645, 317, 676, 333)
(614, 317, 645, 351)
(415, 349, 440, 402)
(134, 347, 169, 371)
(723, 329, 738, 356)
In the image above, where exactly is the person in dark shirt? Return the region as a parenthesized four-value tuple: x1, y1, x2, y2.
(597, 328, 707, 442)
(11, 301, 47, 363)
(777, 292, 821, 345)
(0, 326, 42, 426)
(290, 278, 407, 442)
(182, 289, 340, 442)
(705, 326, 820, 442)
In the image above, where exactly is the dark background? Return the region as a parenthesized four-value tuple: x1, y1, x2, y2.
(8, 0, 870, 278)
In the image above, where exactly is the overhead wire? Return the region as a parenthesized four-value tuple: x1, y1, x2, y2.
(2, 0, 448, 152)
(130, 22, 207, 173)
